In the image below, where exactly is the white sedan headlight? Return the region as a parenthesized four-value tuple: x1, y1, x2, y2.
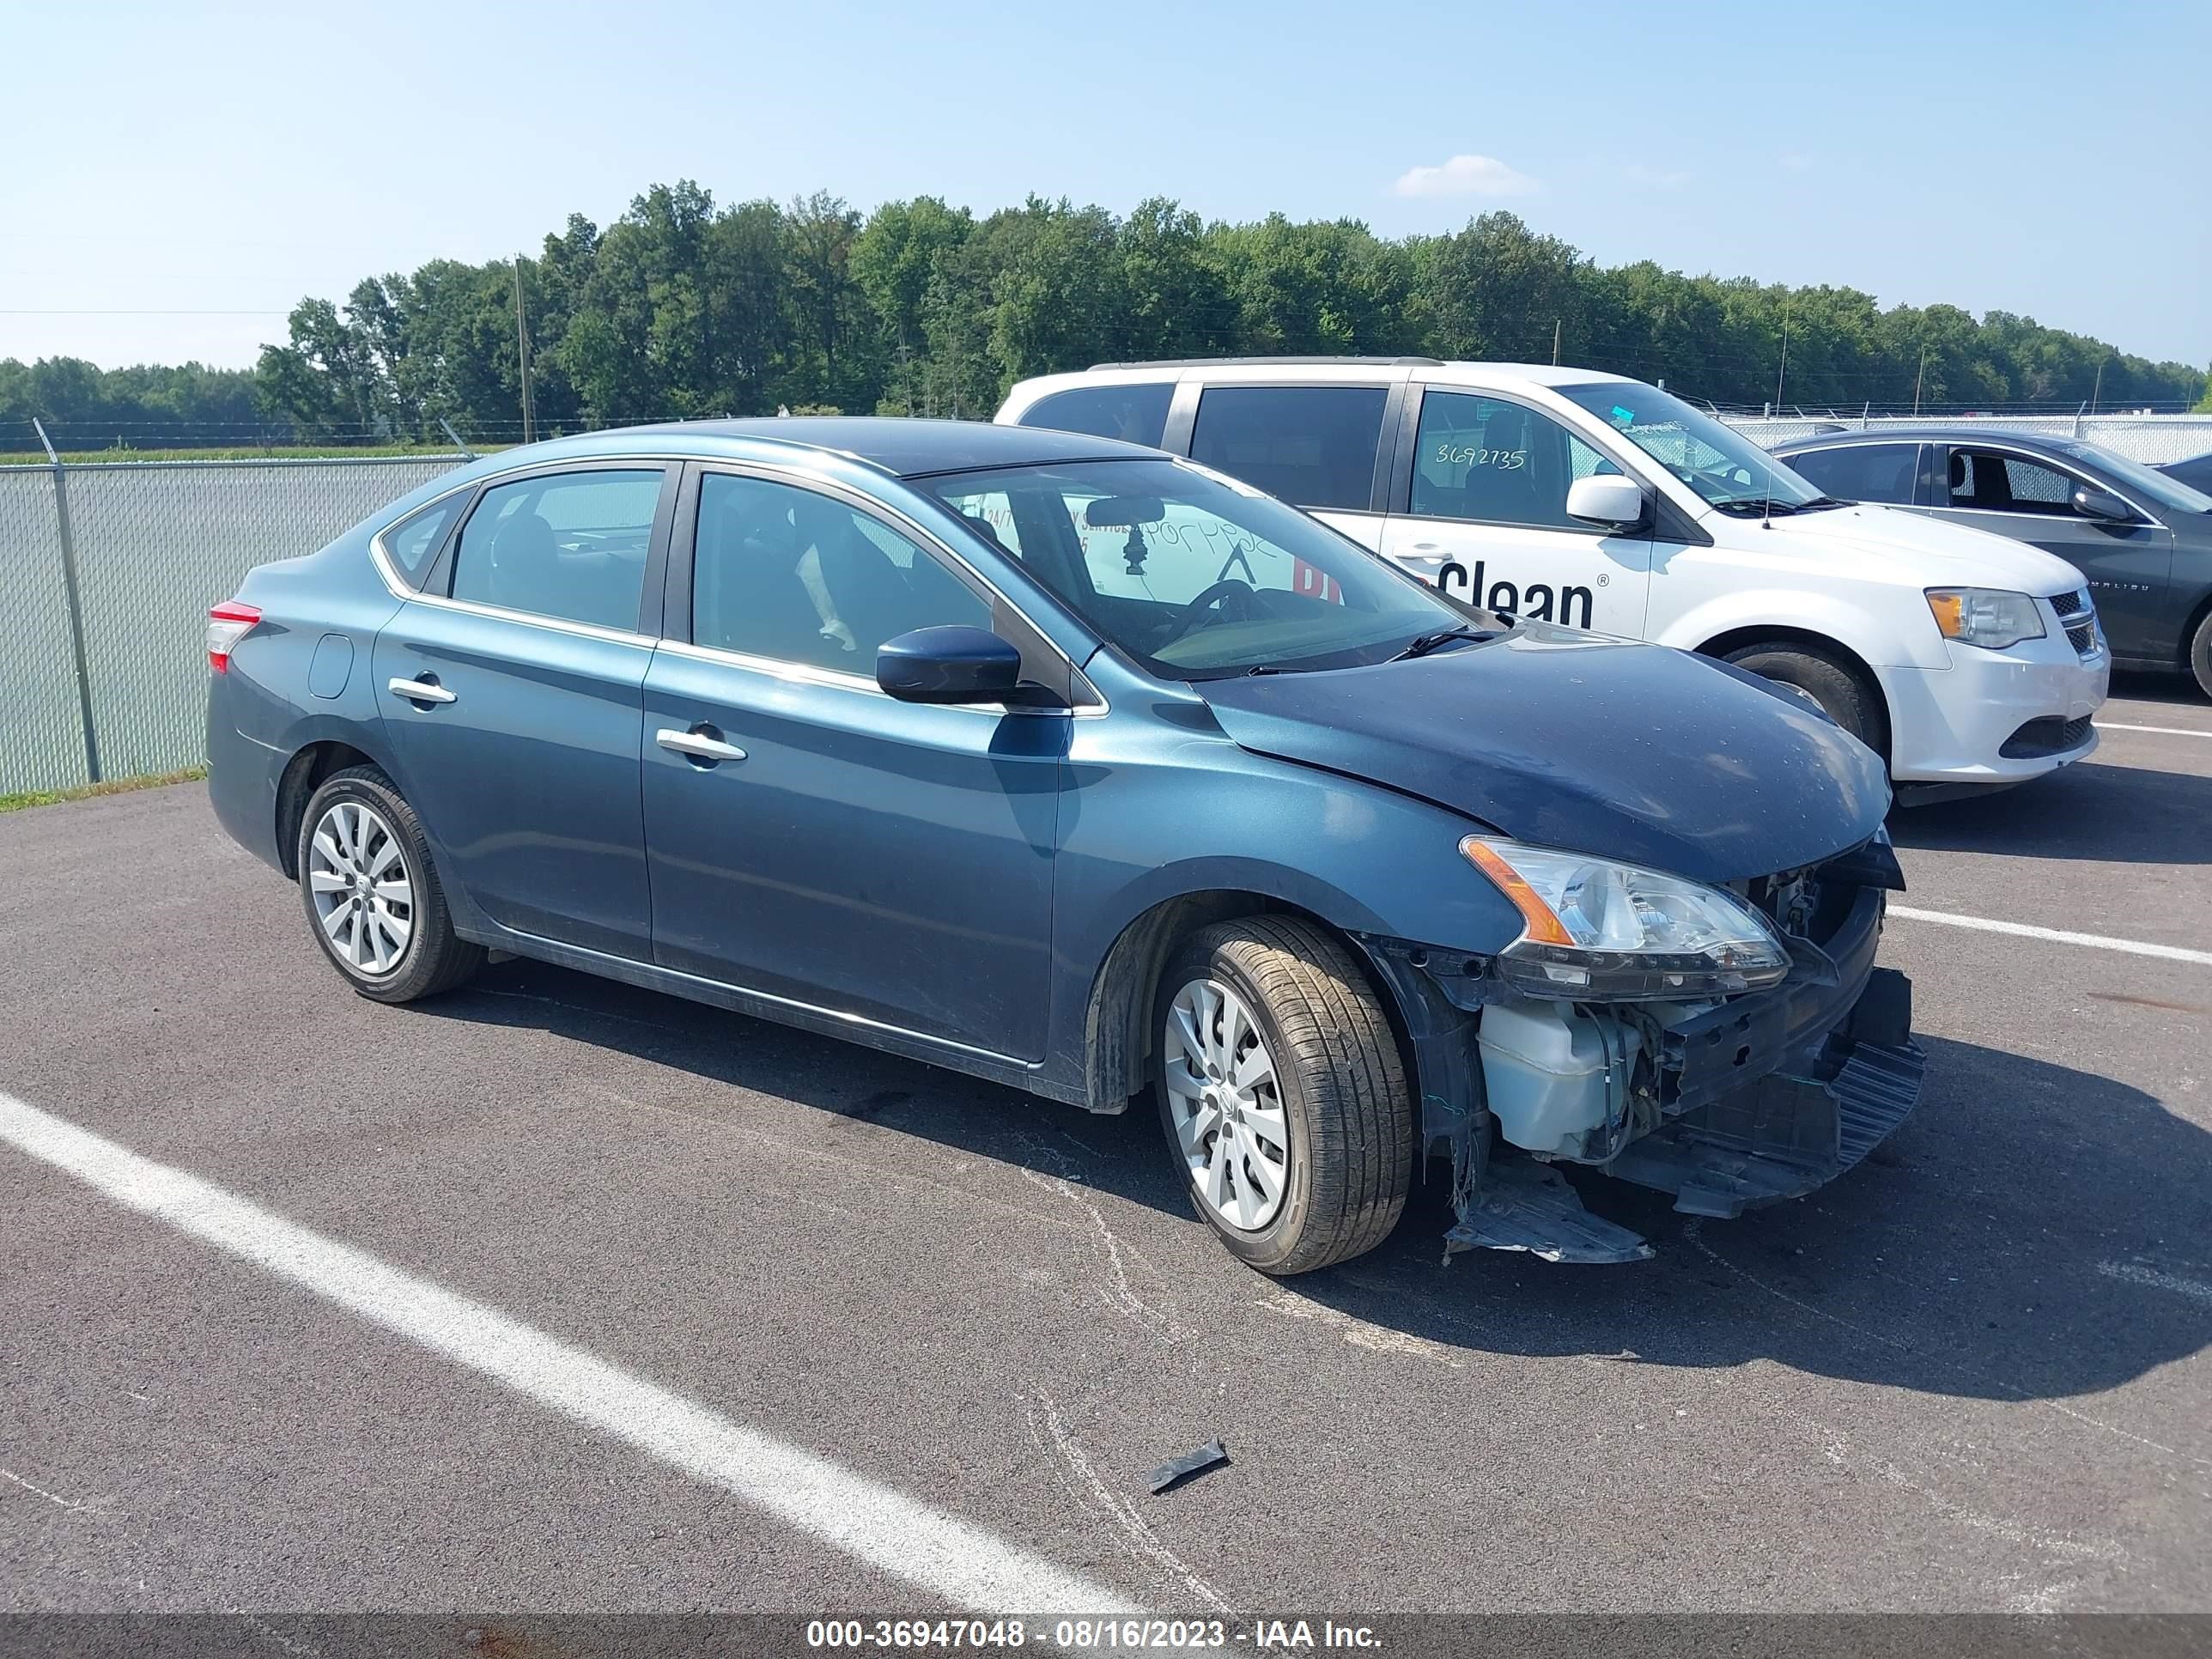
(1925, 587, 2045, 651)
(1462, 837, 1792, 1000)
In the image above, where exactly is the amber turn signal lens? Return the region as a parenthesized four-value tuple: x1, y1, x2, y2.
(1460, 836, 1577, 947)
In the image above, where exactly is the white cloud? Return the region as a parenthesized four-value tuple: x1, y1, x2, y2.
(1624, 163, 1692, 191)
(1391, 154, 1540, 199)
(1778, 151, 1814, 173)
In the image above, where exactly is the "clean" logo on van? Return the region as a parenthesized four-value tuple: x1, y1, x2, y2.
(1437, 559, 1595, 629)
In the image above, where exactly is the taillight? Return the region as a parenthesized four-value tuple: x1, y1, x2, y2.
(207, 600, 261, 673)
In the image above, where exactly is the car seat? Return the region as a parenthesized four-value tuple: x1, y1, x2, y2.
(698, 493, 821, 659)
(488, 512, 558, 612)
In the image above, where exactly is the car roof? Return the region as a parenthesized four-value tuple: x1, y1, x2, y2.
(1772, 426, 2094, 454)
(1047, 357, 1628, 389)
(517, 416, 1158, 478)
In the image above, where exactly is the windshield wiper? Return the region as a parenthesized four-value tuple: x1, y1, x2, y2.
(1388, 625, 1489, 662)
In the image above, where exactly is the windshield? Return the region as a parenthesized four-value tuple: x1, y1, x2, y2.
(1557, 381, 1825, 510)
(920, 458, 1470, 679)
(2061, 441, 2212, 516)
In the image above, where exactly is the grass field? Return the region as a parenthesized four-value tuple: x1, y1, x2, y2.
(0, 767, 206, 813)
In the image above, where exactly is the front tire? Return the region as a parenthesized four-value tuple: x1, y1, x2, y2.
(1722, 641, 1889, 758)
(2189, 610, 2212, 700)
(296, 766, 483, 1004)
(1153, 917, 1412, 1276)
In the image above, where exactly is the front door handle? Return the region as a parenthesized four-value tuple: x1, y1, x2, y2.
(656, 726, 747, 764)
(387, 676, 456, 705)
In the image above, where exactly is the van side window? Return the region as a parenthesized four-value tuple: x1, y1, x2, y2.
(1947, 448, 2082, 517)
(449, 469, 662, 629)
(690, 474, 989, 675)
(1410, 392, 1612, 531)
(1018, 383, 1173, 448)
(1189, 386, 1387, 512)
(1786, 442, 1923, 505)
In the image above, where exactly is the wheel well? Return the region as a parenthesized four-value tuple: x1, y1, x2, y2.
(274, 741, 377, 878)
(1080, 891, 1411, 1114)
(1694, 625, 1892, 757)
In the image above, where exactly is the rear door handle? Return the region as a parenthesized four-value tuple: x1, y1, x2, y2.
(387, 676, 456, 704)
(656, 726, 747, 764)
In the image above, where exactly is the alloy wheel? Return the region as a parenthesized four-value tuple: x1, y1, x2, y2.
(307, 800, 414, 977)
(1163, 977, 1291, 1231)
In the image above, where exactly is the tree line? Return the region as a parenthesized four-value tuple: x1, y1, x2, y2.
(6, 183, 2207, 451)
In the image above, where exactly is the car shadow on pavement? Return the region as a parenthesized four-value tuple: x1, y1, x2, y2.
(425, 966, 2209, 1407)
(1286, 1031, 2212, 1406)
(1889, 759, 2212, 865)
(2107, 669, 2209, 711)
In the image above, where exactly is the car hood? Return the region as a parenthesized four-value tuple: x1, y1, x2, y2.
(1195, 624, 1891, 884)
(1743, 501, 2087, 592)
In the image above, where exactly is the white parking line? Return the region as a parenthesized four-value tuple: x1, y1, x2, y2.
(1889, 906, 2212, 967)
(2095, 721, 2212, 738)
(2098, 1261, 2212, 1308)
(0, 1090, 1134, 1620)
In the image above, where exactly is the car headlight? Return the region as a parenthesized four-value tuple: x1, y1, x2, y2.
(1462, 837, 1792, 1000)
(1925, 587, 2045, 651)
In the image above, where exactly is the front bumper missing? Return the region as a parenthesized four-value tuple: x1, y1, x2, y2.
(1361, 887, 1926, 1266)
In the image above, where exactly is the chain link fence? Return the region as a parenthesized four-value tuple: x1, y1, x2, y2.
(0, 453, 468, 797)
(1722, 412, 2212, 465)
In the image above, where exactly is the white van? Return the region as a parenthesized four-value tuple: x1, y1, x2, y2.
(997, 359, 2110, 794)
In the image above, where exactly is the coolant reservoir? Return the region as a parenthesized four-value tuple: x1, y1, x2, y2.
(1479, 1000, 1639, 1157)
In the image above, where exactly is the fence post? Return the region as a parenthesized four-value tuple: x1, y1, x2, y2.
(32, 418, 101, 784)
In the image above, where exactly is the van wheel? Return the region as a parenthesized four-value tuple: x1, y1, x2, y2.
(1153, 918, 1412, 1276)
(1723, 641, 1888, 757)
(295, 765, 484, 1004)
(2188, 611, 2212, 699)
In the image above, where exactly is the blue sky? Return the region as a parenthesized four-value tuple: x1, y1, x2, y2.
(5, 0, 2207, 376)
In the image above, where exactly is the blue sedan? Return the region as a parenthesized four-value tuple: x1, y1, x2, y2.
(206, 419, 1918, 1273)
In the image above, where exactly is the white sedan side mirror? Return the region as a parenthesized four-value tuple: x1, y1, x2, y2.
(1565, 474, 1647, 529)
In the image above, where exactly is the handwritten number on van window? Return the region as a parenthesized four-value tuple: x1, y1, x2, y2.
(1432, 442, 1528, 471)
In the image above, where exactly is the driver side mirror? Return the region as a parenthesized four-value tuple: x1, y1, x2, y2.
(1565, 474, 1648, 530)
(2072, 483, 2133, 524)
(876, 625, 1023, 704)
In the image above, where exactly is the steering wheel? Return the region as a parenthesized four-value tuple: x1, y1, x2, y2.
(1157, 578, 1258, 647)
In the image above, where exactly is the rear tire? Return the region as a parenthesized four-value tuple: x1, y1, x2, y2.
(1723, 641, 1889, 758)
(2189, 610, 2212, 700)
(295, 766, 483, 1004)
(1152, 917, 1412, 1276)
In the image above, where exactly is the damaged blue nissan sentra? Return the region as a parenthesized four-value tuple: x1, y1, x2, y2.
(207, 419, 1920, 1273)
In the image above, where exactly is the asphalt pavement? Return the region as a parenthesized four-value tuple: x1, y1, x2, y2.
(2, 678, 2208, 1624)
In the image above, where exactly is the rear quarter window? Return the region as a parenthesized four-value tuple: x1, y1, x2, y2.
(380, 493, 469, 584)
(1017, 383, 1173, 448)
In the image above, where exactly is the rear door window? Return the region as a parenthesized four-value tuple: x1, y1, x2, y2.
(1189, 385, 1388, 512)
(1017, 383, 1173, 448)
(449, 468, 662, 630)
(1785, 442, 1923, 505)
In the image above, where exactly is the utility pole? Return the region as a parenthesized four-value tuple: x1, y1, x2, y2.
(2090, 356, 2106, 416)
(1912, 345, 1927, 416)
(513, 257, 537, 446)
(1773, 293, 1791, 412)
(1551, 319, 1561, 366)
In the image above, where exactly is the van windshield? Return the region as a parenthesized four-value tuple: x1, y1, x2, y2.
(921, 457, 1473, 680)
(1558, 381, 1826, 511)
